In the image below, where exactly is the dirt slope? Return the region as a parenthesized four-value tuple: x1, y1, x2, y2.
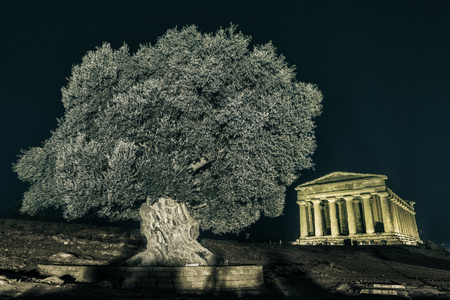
(0, 217, 449, 299)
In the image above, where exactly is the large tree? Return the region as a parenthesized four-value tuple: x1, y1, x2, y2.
(14, 25, 322, 266)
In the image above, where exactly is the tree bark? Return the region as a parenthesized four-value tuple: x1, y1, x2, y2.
(125, 197, 216, 266)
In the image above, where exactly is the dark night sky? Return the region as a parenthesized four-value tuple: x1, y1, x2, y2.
(1, 1, 449, 247)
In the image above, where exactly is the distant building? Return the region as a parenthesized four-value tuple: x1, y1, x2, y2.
(293, 172, 422, 246)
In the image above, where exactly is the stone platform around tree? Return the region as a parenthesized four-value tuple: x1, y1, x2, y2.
(37, 264, 264, 290)
(292, 232, 422, 246)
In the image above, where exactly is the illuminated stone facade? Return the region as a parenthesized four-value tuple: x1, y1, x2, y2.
(293, 172, 422, 246)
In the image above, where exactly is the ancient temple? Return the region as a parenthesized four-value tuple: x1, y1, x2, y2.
(293, 172, 422, 246)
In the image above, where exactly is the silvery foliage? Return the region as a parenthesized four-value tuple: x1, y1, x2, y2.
(14, 25, 322, 234)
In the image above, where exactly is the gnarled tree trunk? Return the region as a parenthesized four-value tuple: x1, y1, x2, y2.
(125, 197, 216, 266)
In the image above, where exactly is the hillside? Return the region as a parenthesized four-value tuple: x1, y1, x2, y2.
(0, 217, 449, 299)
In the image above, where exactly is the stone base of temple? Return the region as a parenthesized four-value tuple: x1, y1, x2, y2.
(292, 233, 422, 246)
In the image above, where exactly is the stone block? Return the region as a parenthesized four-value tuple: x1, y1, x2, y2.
(373, 284, 405, 289)
(361, 289, 398, 295)
(136, 282, 157, 288)
(190, 281, 207, 289)
(156, 282, 175, 288)
(154, 271, 172, 277)
(176, 270, 198, 277)
(200, 269, 212, 276)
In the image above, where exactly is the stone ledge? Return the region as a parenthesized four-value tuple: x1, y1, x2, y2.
(37, 264, 263, 290)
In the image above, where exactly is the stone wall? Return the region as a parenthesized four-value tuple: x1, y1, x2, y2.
(37, 264, 263, 290)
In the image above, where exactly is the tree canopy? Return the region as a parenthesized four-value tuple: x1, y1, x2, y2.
(14, 25, 322, 234)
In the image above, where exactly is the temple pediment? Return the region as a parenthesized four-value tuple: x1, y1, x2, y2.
(297, 171, 388, 188)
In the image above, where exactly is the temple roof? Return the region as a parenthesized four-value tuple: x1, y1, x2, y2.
(296, 171, 388, 189)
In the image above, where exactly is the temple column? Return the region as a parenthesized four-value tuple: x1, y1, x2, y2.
(400, 206, 406, 235)
(307, 201, 314, 236)
(298, 201, 309, 237)
(403, 209, 408, 235)
(412, 212, 419, 238)
(402, 208, 407, 235)
(378, 192, 394, 233)
(312, 200, 323, 236)
(327, 197, 340, 236)
(343, 196, 357, 235)
(354, 199, 363, 233)
(338, 200, 348, 234)
(408, 212, 414, 236)
(409, 202, 419, 238)
(408, 210, 414, 236)
(404, 209, 411, 236)
(393, 203, 399, 233)
(391, 203, 400, 233)
(410, 210, 416, 236)
(412, 213, 418, 237)
(361, 193, 375, 234)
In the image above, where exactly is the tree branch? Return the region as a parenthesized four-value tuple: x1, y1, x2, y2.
(190, 157, 208, 172)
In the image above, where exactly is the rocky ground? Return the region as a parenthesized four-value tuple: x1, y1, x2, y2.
(0, 217, 449, 299)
